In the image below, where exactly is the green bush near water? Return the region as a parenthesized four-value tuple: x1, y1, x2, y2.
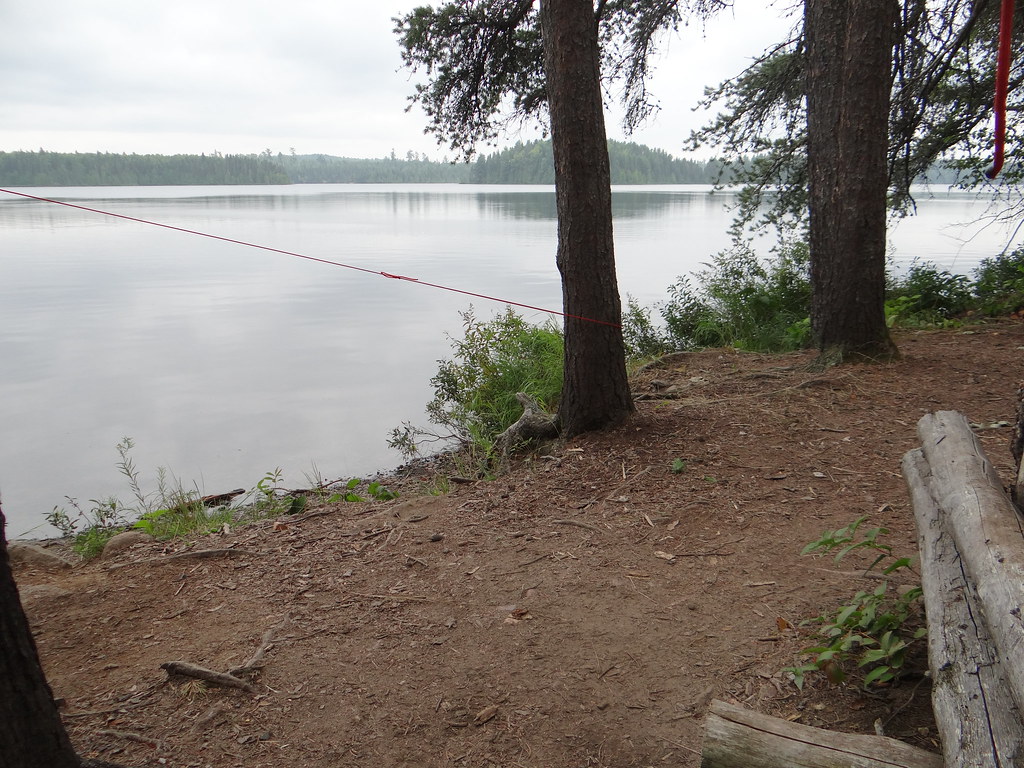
(390, 306, 564, 462)
(973, 247, 1024, 316)
(47, 439, 397, 559)
(622, 240, 813, 356)
(622, 241, 1024, 361)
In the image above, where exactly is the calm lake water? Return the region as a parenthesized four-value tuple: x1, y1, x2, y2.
(0, 183, 1015, 536)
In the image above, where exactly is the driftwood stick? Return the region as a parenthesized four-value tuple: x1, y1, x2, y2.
(552, 519, 603, 533)
(159, 661, 255, 693)
(108, 548, 260, 570)
(228, 621, 287, 676)
(95, 729, 161, 749)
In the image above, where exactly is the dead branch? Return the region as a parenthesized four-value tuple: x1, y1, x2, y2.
(95, 729, 161, 750)
(108, 548, 260, 570)
(159, 661, 255, 693)
(228, 620, 287, 677)
(552, 519, 603, 533)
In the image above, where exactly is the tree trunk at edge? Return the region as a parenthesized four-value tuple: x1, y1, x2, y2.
(539, 0, 634, 437)
(0, 501, 82, 768)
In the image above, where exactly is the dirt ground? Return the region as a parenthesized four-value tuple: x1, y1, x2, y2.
(12, 319, 1024, 768)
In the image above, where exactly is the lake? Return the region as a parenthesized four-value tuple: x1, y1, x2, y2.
(0, 183, 1015, 537)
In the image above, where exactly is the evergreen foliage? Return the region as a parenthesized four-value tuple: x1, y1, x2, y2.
(690, 2, 1024, 232)
(0, 150, 290, 186)
(470, 140, 718, 184)
(0, 142, 719, 186)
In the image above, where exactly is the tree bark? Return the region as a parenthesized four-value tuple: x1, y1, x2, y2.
(0, 502, 82, 768)
(539, 0, 634, 437)
(805, 0, 899, 363)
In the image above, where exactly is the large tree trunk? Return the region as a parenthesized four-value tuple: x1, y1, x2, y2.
(539, 0, 634, 438)
(805, 0, 899, 364)
(0, 502, 82, 768)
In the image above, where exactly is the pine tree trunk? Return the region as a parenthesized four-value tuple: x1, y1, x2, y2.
(0, 503, 82, 768)
(539, 0, 634, 437)
(805, 0, 899, 363)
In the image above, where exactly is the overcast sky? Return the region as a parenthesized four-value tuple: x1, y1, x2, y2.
(0, 2, 796, 161)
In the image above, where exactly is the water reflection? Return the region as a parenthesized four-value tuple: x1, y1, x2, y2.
(0, 183, 1015, 536)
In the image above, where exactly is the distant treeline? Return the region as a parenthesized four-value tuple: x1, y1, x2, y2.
(0, 151, 291, 186)
(0, 140, 726, 187)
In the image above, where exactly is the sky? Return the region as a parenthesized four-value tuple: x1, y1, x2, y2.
(0, 1, 797, 161)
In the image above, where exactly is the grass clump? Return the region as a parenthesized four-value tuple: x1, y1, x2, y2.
(389, 306, 563, 466)
(46, 437, 229, 558)
(48, 439, 397, 559)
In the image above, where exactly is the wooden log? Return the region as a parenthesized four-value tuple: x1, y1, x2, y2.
(903, 448, 1024, 766)
(700, 700, 941, 768)
(916, 411, 1024, 717)
(1016, 460, 1024, 512)
(1013, 382, 1024, 509)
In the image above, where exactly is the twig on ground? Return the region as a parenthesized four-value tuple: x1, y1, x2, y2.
(108, 548, 259, 570)
(552, 519, 603, 533)
(95, 729, 162, 750)
(159, 661, 255, 693)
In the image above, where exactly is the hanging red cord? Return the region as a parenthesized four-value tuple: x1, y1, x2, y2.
(986, 0, 1016, 178)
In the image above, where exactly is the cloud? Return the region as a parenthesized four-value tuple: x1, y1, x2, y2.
(0, 0, 794, 159)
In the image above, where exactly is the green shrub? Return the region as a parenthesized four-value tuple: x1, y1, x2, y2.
(390, 306, 563, 460)
(622, 295, 673, 359)
(659, 241, 812, 352)
(886, 261, 972, 326)
(973, 248, 1024, 315)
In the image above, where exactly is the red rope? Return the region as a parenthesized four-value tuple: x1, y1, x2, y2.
(0, 187, 620, 328)
(986, 0, 1016, 179)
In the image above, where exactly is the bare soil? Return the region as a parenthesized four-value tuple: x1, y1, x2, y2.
(14, 319, 1024, 768)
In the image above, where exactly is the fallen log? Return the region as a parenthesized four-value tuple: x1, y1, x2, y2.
(1013, 382, 1024, 508)
(700, 700, 941, 768)
(915, 411, 1024, 718)
(903, 448, 1024, 766)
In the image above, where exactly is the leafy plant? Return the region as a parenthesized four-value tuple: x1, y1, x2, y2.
(786, 517, 925, 690)
(973, 247, 1024, 316)
(886, 260, 971, 326)
(324, 478, 399, 504)
(389, 306, 563, 465)
(658, 240, 812, 353)
(49, 495, 132, 559)
(622, 295, 673, 359)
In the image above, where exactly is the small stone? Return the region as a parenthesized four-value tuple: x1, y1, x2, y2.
(429, 533, 444, 542)
(8, 542, 74, 571)
(101, 530, 155, 559)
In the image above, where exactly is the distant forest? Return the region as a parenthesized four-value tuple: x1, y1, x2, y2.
(0, 140, 726, 187)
